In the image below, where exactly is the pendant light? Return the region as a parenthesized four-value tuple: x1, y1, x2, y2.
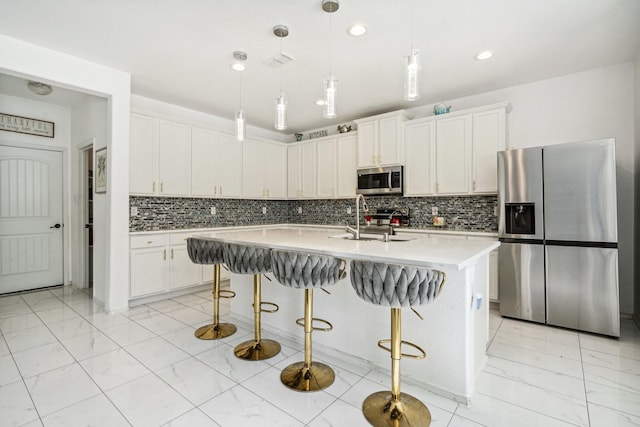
(322, 0, 339, 119)
(233, 51, 247, 141)
(273, 25, 289, 131)
(403, 0, 420, 101)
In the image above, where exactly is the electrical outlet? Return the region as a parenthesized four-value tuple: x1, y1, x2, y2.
(297, 206, 302, 214)
(262, 206, 267, 214)
(130, 207, 138, 216)
(347, 206, 352, 214)
(211, 206, 216, 215)
(432, 207, 438, 216)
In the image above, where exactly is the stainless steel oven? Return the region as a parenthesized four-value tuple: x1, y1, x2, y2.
(356, 166, 403, 196)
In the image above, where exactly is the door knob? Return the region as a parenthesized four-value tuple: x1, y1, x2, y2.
(50, 223, 61, 229)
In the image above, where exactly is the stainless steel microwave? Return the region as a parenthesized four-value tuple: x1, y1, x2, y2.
(356, 166, 403, 195)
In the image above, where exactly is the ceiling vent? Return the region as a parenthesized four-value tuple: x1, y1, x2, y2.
(265, 52, 294, 67)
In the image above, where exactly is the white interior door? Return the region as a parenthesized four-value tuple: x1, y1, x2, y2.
(0, 145, 64, 293)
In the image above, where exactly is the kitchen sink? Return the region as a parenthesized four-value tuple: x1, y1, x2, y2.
(329, 233, 415, 242)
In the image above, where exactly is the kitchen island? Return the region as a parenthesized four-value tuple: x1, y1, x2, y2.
(201, 226, 499, 404)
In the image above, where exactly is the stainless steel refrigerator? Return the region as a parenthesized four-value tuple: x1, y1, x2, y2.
(498, 138, 619, 337)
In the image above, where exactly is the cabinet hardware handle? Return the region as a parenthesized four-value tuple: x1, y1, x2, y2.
(163, 249, 166, 260)
(219, 186, 222, 195)
(160, 182, 163, 192)
(153, 182, 155, 192)
(214, 187, 217, 195)
(473, 180, 476, 191)
(147, 241, 153, 244)
(436, 182, 440, 192)
(171, 249, 174, 259)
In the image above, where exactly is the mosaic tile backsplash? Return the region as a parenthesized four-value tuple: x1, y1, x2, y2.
(130, 195, 498, 233)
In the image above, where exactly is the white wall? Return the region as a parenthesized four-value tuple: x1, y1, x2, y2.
(0, 34, 131, 311)
(410, 62, 636, 314)
(634, 55, 640, 323)
(71, 97, 108, 304)
(132, 95, 287, 142)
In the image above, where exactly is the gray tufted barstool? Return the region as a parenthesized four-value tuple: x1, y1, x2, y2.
(186, 238, 236, 340)
(271, 250, 347, 392)
(350, 259, 446, 427)
(223, 243, 281, 361)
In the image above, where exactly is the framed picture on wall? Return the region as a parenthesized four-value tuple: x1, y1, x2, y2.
(95, 147, 107, 193)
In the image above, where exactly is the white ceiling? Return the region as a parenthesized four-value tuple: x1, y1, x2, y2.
(1, 0, 639, 134)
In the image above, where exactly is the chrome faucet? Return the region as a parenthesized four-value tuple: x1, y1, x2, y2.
(346, 194, 368, 239)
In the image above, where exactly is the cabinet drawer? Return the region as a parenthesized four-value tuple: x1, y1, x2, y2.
(170, 232, 199, 245)
(130, 235, 168, 249)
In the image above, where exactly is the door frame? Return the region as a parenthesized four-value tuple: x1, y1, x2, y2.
(76, 139, 95, 291)
(0, 141, 69, 289)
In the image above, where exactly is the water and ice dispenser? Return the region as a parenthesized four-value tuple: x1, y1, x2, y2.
(504, 203, 536, 235)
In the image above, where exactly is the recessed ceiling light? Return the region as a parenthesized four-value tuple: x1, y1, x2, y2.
(316, 99, 326, 106)
(230, 63, 246, 71)
(474, 50, 494, 61)
(348, 23, 367, 36)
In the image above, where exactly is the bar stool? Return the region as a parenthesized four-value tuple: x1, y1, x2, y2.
(186, 238, 236, 340)
(350, 259, 446, 427)
(271, 250, 346, 392)
(223, 243, 281, 361)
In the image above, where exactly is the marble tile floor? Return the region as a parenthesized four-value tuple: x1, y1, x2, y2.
(1, 286, 639, 426)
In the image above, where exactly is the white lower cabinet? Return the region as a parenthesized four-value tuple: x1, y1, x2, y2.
(130, 232, 222, 299)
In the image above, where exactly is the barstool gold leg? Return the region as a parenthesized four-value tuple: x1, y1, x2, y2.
(362, 308, 432, 426)
(281, 289, 335, 391)
(195, 264, 237, 340)
(234, 274, 281, 360)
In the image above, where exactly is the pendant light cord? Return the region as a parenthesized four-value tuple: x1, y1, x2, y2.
(410, 0, 415, 51)
(329, 12, 333, 77)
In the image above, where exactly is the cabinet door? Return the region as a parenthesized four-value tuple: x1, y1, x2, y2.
(168, 244, 203, 290)
(191, 127, 219, 197)
(316, 139, 337, 197)
(130, 247, 166, 297)
(356, 120, 378, 167)
(379, 116, 403, 165)
(217, 133, 243, 197)
(472, 109, 505, 193)
(337, 135, 357, 197)
(287, 145, 301, 198)
(263, 142, 287, 198)
(436, 115, 471, 194)
(158, 120, 190, 196)
(242, 138, 263, 198)
(301, 142, 317, 198)
(129, 114, 156, 194)
(404, 121, 436, 195)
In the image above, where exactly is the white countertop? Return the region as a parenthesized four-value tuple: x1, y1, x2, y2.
(197, 226, 499, 271)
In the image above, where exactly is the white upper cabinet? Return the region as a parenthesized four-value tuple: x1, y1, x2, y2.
(288, 142, 317, 199)
(301, 142, 317, 198)
(472, 109, 507, 193)
(336, 134, 357, 197)
(157, 120, 191, 196)
(263, 142, 287, 199)
(217, 133, 243, 198)
(244, 139, 287, 199)
(404, 119, 436, 196)
(129, 114, 157, 194)
(436, 115, 472, 195)
(355, 111, 409, 168)
(129, 115, 190, 196)
(191, 127, 219, 197)
(288, 144, 302, 198)
(316, 138, 337, 198)
(403, 103, 510, 196)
